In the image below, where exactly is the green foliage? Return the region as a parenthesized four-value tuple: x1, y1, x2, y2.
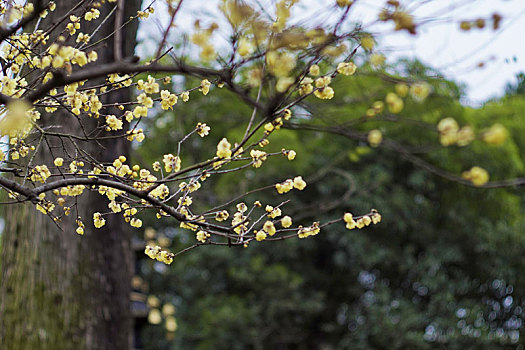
(505, 72, 525, 96)
(137, 61, 525, 349)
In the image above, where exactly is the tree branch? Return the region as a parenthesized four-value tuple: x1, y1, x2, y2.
(0, 0, 45, 43)
(287, 122, 525, 188)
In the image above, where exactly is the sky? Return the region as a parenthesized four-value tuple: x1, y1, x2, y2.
(138, 0, 525, 105)
(348, 0, 525, 105)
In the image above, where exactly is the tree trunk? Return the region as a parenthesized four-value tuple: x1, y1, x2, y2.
(0, 1, 141, 349)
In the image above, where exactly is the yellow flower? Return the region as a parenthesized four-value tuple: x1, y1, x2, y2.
(264, 123, 274, 133)
(180, 221, 198, 231)
(177, 196, 192, 206)
(236, 202, 247, 213)
(127, 129, 145, 142)
(370, 53, 385, 67)
(368, 130, 382, 147)
(165, 316, 178, 332)
(345, 220, 356, 230)
(216, 138, 232, 158)
(456, 126, 475, 146)
(148, 309, 162, 325)
(263, 221, 276, 236)
(276, 77, 294, 92)
(410, 82, 431, 102)
(267, 51, 296, 77)
(337, 62, 357, 76)
(147, 295, 161, 308)
(30, 165, 51, 183)
(483, 123, 508, 145)
(141, 75, 159, 94)
(283, 109, 292, 120)
(309, 64, 320, 76)
(462, 166, 489, 186)
(337, 0, 354, 8)
(255, 230, 267, 241)
(93, 212, 105, 228)
(281, 216, 292, 228)
(145, 245, 160, 260)
(196, 230, 210, 243)
(85, 8, 100, 21)
(437, 118, 459, 146)
(344, 212, 356, 230)
(76, 32, 90, 44)
(137, 93, 153, 108)
(299, 80, 314, 95)
(298, 222, 320, 238)
(53, 157, 64, 166)
(150, 184, 169, 199)
(158, 249, 174, 264)
(247, 68, 263, 87)
(460, 21, 472, 31)
(395, 83, 409, 97)
(196, 123, 210, 137)
(106, 115, 123, 130)
(314, 86, 334, 100)
(267, 206, 282, 219)
(315, 76, 331, 88)
(438, 118, 459, 134)
(238, 38, 255, 57)
(2, 99, 32, 136)
(109, 200, 122, 213)
(361, 35, 375, 50)
(393, 10, 416, 34)
(199, 79, 211, 95)
(371, 210, 382, 224)
(36, 201, 55, 215)
(162, 154, 181, 173)
(215, 210, 229, 221)
(130, 218, 143, 228)
(385, 92, 403, 113)
(162, 303, 176, 316)
(276, 179, 294, 194)
(370, 100, 385, 116)
(250, 149, 267, 168)
(293, 176, 307, 190)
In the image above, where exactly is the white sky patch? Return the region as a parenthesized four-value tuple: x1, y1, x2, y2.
(137, 0, 525, 105)
(349, 0, 525, 105)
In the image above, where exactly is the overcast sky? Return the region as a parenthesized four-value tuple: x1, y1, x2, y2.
(350, 0, 525, 105)
(139, 0, 525, 105)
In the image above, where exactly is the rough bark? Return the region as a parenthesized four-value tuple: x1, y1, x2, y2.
(0, 1, 141, 349)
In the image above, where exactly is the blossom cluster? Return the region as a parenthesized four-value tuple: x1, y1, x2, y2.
(437, 118, 508, 147)
(0, 0, 506, 268)
(343, 210, 382, 230)
(145, 245, 175, 265)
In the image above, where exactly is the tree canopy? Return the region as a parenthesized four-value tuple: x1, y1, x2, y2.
(135, 59, 525, 349)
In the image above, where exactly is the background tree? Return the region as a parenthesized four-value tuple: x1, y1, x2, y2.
(0, 1, 380, 348)
(136, 61, 525, 349)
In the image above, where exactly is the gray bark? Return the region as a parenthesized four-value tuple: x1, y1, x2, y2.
(0, 1, 142, 349)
